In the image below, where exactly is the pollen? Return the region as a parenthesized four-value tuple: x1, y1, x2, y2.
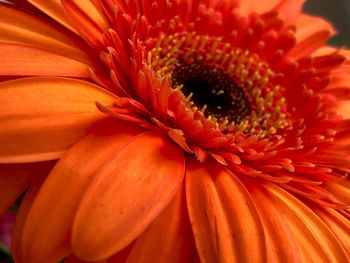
(171, 61, 251, 124)
(146, 32, 290, 137)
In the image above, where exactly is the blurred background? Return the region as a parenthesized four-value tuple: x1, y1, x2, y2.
(304, 0, 350, 46)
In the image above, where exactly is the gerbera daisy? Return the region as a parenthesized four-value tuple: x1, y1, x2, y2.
(0, 0, 350, 262)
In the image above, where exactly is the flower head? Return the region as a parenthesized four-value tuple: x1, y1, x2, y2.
(0, 0, 350, 262)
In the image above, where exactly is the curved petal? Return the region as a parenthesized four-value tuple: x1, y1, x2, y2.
(12, 174, 47, 263)
(294, 15, 336, 42)
(312, 46, 340, 56)
(64, 255, 107, 263)
(314, 208, 350, 254)
(63, 255, 88, 263)
(62, 0, 109, 49)
(326, 179, 350, 205)
(185, 158, 265, 263)
(21, 119, 144, 263)
(239, 0, 281, 16)
(273, 0, 305, 24)
(0, 77, 116, 163)
(0, 162, 53, 217)
(0, 5, 96, 65)
(0, 43, 89, 78)
(72, 132, 185, 261)
(0, 1, 39, 12)
(105, 242, 135, 263)
(66, 242, 135, 263)
(244, 179, 302, 262)
(27, 0, 77, 33)
(337, 101, 350, 119)
(125, 185, 194, 263)
(264, 183, 349, 262)
(239, 0, 304, 25)
(288, 15, 336, 59)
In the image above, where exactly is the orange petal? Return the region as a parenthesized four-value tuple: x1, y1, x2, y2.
(273, 0, 305, 24)
(105, 242, 135, 263)
(326, 179, 350, 205)
(12, 174, 47, 263)
(264, 183, 349, 262)
(244, 180, 302, 262)
(65, 0, 108, 31)
(336, 100, 350, 119)
(0, 77, 116, 163)
(288, 15, 336, 59)
(64, 255, 89, 263)
(62, 0, 108, 49)
(185, 158, 265, 263)
(126, 185, 194, 263)
(0, 162, 53, 217)
(294, 15, 336, 42)
(1, 1, 39, 12)
(314, 208, 350, 254)
(289, 31, 333, 60)
(0, 4, 96, 65)
(239, 0, 281, 16)
(0, 43, 89, 77)
(65, 254, 108, 263)
(27, 0, 77, 33)
(72, 132, 185, 261)
(21, 119, 144, 263)
(66, 243, 134, 263)
(312, 45, 339, 57)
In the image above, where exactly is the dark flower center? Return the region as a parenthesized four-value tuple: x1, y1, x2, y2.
(171, 61, 251, 123)
(147, 32, 290, 136)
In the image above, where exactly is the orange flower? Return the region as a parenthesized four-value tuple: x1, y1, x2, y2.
(1, 0, 350, 262)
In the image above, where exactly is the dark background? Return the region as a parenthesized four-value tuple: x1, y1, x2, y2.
(304, 0, 350, 46)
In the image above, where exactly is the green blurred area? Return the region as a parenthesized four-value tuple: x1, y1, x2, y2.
(0, 245, 13, 263)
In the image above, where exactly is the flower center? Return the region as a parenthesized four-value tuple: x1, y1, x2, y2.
(146, 32, 290, 137)
(171, 60, 251, 123)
